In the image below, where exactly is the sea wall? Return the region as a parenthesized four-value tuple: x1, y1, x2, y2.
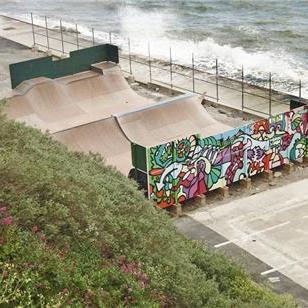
(143, 106, 307, 208)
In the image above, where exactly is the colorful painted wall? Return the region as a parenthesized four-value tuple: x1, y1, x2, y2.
(144, 106, 307, 208)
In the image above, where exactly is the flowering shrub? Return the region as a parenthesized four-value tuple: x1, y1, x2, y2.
(0, 110, 296, 307)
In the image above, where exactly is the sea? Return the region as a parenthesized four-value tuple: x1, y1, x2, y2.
(1, 0, 308, 96)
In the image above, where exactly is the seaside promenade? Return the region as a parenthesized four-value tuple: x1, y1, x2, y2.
(0, 15, 305, 117)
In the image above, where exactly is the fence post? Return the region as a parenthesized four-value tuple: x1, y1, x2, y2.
(44, 16, 49, 50)
(128, 38, 132, 75)
(216, 59, 219, 102)
(170, 47, 173, 89)
(269, 72, 272, 116)
(30, 13, 36, 47)
(76, 24, 79, 50)
(60, 19, 64, 54)
(241, 65, 244, 111)
(148, 42, 152, 82)
(299, 79, 302, 98)
(109, 32, 112, 44)
(192, 53, 195, 93)
(92, 28, 95, 46)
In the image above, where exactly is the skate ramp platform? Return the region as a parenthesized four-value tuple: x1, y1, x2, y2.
(53, 117, 132, 175)
(5, 59, 233, 176)
(52, 93, 231, 175)
(115, 93, 232, 147)
(5, 62, 151, 133)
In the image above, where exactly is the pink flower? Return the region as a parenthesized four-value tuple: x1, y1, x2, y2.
(0, 207, 7, 213)
(0, 216, 13, 225)
(32, 225, 39, 233)
(118, 255, 126, 265)
(62, 288, 69, 295)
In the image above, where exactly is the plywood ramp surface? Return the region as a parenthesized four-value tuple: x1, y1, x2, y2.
(116, 94, 232, 147)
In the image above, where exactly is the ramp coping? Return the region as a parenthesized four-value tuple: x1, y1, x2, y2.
(114, 93, 196, 118)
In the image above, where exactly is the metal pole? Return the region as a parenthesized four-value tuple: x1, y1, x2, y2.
(30, 13, 36, 46)
(92, 28, 95, 46)
(241, 65, 244, 111)
(76, 24, 79, 50)
(192, 53, 195, 93)
(299, 79, 302, 98)
(216, 58, 219, 102)
(109, 32, 112, 44)
(128, 38, 132, 75)
(45, 16, 49, 50)
(60, 19, 64, 54)
(269, 72, 272, 116)
(170, 47, 173, 89)
(148, 42, 152, 82)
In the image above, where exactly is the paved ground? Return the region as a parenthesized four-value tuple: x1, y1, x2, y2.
(175, 177, 308, 307)
(1, 14, 304, 118)
(0, 37, 42, 98)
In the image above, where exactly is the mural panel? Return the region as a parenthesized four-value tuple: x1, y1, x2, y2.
(146, 107, 308, 208)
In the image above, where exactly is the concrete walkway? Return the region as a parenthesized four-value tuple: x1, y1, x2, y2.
(1, 15, 305, 118)
(179, 178, 308, 294)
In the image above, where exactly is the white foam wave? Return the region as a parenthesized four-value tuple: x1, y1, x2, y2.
(2, 11, 308, 97)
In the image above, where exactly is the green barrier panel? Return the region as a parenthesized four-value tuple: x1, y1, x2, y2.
(131, 143, 147, 172)
(10, 44, 119, 89)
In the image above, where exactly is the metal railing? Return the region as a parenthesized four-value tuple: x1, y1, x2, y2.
(29, 13, 306, 117)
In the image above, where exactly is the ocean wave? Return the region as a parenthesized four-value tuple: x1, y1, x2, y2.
(1, 7, 307, 98)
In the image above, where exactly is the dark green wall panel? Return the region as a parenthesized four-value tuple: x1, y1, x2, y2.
(131, 144, 147, 172)
(10, 44, 119, 89)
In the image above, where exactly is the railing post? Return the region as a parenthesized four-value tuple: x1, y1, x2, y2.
(60, 19, 64, 54)
(76, 24, 79, 50)
(269, 72, 272, 116)
(109, 32, 112, 44)
(170, 47, 173, 89)
(30, 13, 36, 47)
(192, 53, 195, 93)
(299, 79, 302, 99)
(148, 42, 152, 82)
(92, 28, 95, 46)
(216, 58, 219, 102)
(44, 16, 49, 50)
(241, 65, 244, 111)
(128, 37, 132, 75)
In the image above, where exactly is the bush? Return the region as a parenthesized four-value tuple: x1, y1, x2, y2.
(0, 110, 296, 307)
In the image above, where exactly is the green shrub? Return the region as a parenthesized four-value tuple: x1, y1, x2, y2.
(0, 111, 297, 307)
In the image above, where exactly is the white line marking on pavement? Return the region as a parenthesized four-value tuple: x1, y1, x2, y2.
(261, 257, 308, 276)
(214, 221, 290, 248)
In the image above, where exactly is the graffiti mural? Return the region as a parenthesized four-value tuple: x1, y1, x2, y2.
(146, 107, 308, 208)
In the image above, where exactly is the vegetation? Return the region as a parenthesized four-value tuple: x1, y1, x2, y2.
(0, 109, 296, 307)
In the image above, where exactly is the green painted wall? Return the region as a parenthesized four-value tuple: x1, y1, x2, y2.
(131, 143, 147, 172)
(10, 44, 119, 89)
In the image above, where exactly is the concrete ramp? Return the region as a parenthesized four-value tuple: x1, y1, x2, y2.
(5, 62, 151, 133)
(115, 94, 231, 147)
(5, 61, 232, 175)
(53, 117, 132, 175)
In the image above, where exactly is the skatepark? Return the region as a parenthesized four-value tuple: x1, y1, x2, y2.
(3, 42, 308, 208)
(5, 51, 231, 176)
(1, 14, 308, 304)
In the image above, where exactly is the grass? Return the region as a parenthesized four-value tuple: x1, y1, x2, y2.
(0, 108, 297, 307)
